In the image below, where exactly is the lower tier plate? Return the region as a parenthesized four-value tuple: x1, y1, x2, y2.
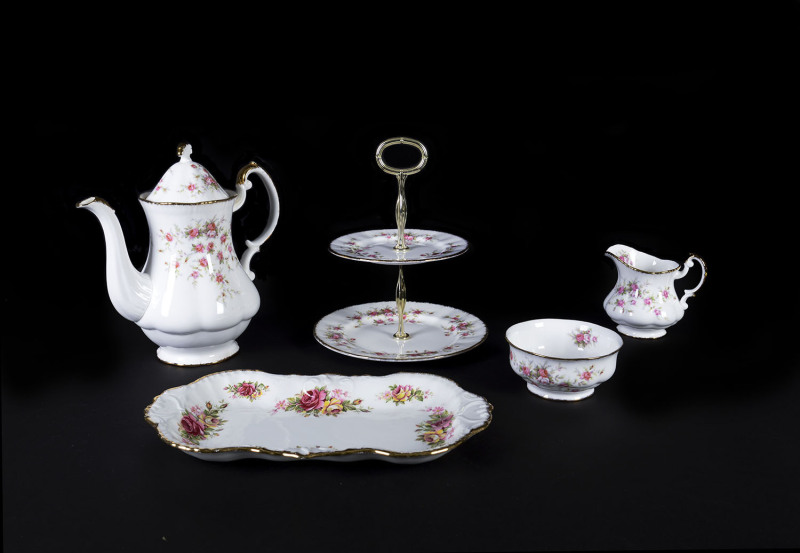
(314, 300, 487, 361)
(145, 370, 492, 463)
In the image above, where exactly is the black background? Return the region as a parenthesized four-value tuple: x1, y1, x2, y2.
(4, 6, 799, 552)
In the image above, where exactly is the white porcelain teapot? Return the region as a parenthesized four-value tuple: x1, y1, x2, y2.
(77, 144, 280, 365)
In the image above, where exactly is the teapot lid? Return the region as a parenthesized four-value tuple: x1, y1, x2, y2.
(145, 144, 230, 203)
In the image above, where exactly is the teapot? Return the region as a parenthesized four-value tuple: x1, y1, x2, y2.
(77, 144, 280, 365)
(603, 244, 706, 338)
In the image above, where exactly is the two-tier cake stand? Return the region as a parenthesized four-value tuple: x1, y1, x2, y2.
(314, 137, 487, 361)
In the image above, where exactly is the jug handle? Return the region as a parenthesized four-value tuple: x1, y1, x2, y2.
(233, 162, 280, 280)
(675, 254, 707, 309)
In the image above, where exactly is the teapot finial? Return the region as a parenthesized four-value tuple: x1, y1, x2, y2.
(177, 143, 193, 162)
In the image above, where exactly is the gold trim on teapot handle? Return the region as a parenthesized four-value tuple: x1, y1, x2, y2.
(233, 162, 280, 280)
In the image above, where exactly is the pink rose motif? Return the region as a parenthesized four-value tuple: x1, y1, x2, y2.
(299, 389, 326, 411)
(207, 230, 217, 238)
(190, 228, 199, 238)
(220, 234, 227, 243)
(392, 385, 413, 402)
(537, 368, 550, 379)
(576, 333, 585, 343)
(166, 233, 173, 242)
(215, 273, 224, 283)
(187, 183, 196, 191)
(581, 371, 592, 381)
(631, 284, 639, 292)
(207, 242, 215, 251)
(191, 271, 199, 279)
(592, 336, 598, 343)
(199, 258, 208, 267)
(194, 243, 205, 253)
(654, 309, 662, 317)
(644, 298, 652, 306)
(430, 414, 453, 431)
(237, 382, 256, 396)
(617, 286, 625, 295)
(616, 299, 625, 307)
(662, 290, 670, 299)
(207, 222, 216, 232)
(217, 251, 224, 262)
(180, 414, 205, 436)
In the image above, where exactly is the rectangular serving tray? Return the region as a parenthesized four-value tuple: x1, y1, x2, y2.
(145, 370, 492, 464)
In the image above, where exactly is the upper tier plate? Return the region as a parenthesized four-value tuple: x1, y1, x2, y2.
(329, 229, 469, 264)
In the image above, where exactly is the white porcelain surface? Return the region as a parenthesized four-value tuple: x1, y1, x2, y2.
(329, 229, 469, 265)
(506, 319, 623, 401)
(314, 301, 487, 361)
(77, 145, 280, 365)
(146, 144, 230, 203)
(603, 244, 706, 338)
(145, 370, 492, 463)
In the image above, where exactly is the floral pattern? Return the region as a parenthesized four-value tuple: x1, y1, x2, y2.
(608, 279, 674, 319)
(273, 386, 372, 417)
(224, 380, 269, 402)
(442, 314, 478, 338)
(379, 384, 432, 405)
(346, 306, 434, 328)
(158, 216, 239, 303)
(510, 351, 605, 392)
(152, 163, 222, 198)
(416, 407, 455, 447)
(324, 325, 357, 347)
(336, 231, 463, 261)
(570, 327, 598, 348)
(178, 400, 228, 446)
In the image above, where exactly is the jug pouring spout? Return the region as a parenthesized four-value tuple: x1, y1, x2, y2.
(77, 197, 153, 322)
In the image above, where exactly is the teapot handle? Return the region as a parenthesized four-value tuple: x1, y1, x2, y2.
(676, 254, 707, 309)
(233, 162, 280, 280)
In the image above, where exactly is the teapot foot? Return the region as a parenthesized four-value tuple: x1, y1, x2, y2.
(616, 325, 667, 339)
(157, 341, 240, 366)
(526, 383, 594, 402)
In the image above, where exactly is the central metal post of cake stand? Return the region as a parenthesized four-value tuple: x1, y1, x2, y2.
(376, 137, 429, 340)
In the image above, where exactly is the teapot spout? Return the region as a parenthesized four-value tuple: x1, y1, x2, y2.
(77, 197, 152, 322)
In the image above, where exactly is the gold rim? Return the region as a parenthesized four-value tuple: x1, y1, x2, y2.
(144, 369, 493, 460)
(505, 320, 623, 361)
(138, 191, 238, 206)
(506, 335, 622, 361)
(606, 250, 680, 275)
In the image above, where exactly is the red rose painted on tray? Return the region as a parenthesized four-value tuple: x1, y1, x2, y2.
(178, 400, 228, 446)
(224, 380, 269, 402)
(415, 407, 455, 447)
(379, 384, 432, 405)
(273, 386, 372, 417)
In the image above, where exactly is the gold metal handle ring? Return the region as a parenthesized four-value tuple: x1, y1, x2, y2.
(375, 137, 428, 175)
